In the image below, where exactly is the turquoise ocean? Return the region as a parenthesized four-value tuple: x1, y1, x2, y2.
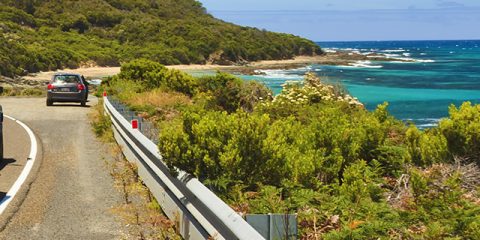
(234, 40, 480, 128)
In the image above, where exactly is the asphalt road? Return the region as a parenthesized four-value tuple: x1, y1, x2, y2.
(0, 97, 126, 239)
(0, 118, 30, 198)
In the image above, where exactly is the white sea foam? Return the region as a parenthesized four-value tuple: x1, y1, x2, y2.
(378, 52, 435, 63)
(255, 69, 303, 80)
(361, 52, 375, 55)
(405, 118, 441, 122)
(383, 53, 401, 58)
(417, 123, 439, 128)
(342, 48, 360, 51)
(324, 48, 337, 53)
(381, 49, 406, 53)
(392, 57, 436, 63)
(404, 118, 440, 128)
(345, 61, 383, 69)
(415, 59, 435, 63)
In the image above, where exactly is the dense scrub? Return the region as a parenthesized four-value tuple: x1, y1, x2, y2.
(0, 0, 322, 77)
(102, 60, 480, 239)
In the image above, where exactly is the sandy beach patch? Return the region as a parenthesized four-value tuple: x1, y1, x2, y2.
(20, 52, 401, 82)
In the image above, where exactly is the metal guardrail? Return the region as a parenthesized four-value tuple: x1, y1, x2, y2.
(103, 96, 264, 240)
(108, 99, 159, 143)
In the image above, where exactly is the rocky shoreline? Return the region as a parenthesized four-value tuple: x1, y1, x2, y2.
(0, 76, 47, 96)
(2, 50, 410, 90)
(217, 51, 413, 75)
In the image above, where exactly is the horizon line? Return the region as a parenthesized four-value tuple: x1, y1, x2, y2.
(208, 8, 480, 13)
(315, 39, 480, 42)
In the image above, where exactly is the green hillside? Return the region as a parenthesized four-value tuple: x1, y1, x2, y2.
(0, 0, 322, 77)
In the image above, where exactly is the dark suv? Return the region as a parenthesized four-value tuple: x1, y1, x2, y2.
(47, 73, 89, 106)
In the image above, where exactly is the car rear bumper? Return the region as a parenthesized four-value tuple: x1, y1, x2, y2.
(47, 91, 86, 102)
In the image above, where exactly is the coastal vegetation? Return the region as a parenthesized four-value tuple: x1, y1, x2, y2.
(101, 59, 480, 239)
(0, 0, 321, 77)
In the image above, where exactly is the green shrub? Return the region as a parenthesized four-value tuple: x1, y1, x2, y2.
(105, 66, 480, 240)
(439, 102, 480, 164)
(197, 73, 272, 112)
(406, 126, 449, 166)
(117, 59, 197, 95)
(403, 165, 480, 239)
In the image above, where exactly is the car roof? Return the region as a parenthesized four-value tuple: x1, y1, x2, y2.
(54, 72, 81, 76)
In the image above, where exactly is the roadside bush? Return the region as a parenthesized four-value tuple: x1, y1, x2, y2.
(90, 99, 113, 141)
(197, 73, 272, 112)
(406, 126, 449, 166)
(439, 102, 480, 164)
(106, 66, 480, 239)
(160, 110, 272, 188)
(117, 59, 197, 95)
(402, 165, 480, 239)
(159, 99, 408, 190)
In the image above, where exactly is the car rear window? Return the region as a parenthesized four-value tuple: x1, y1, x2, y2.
(53, 75, 80, 84)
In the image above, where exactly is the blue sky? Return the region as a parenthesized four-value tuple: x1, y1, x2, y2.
(198, 0, 480, 41)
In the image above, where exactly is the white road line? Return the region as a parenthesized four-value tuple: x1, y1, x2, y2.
(0, 115, 38, 215)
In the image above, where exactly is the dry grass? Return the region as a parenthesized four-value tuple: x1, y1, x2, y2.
(387, 158, 480, 210)
(89, 101, 180, 239)
(125, 89, 192, 122)
(88, 100, 114, 142)
(0, 86, 45, 97)
(108, 146, 179, 240)
(127, 89, 191, 108)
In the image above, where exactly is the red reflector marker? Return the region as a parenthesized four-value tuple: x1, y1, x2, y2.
(131, 119, 139, 130)
(103, 91, 107, 97)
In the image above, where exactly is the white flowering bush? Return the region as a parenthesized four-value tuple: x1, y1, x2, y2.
(266, 72, 363, 107)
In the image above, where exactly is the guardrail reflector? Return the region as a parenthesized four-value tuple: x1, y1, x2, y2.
(131, 119, 139, 129)
(103, 91, 107, 97)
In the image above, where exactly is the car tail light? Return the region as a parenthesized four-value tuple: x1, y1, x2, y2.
(47, 84, 55, 90)
(77, 84, 85, 91)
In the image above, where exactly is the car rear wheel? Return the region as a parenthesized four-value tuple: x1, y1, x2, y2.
(46, 99, 53, 106)
(80, 100, 86, 107)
